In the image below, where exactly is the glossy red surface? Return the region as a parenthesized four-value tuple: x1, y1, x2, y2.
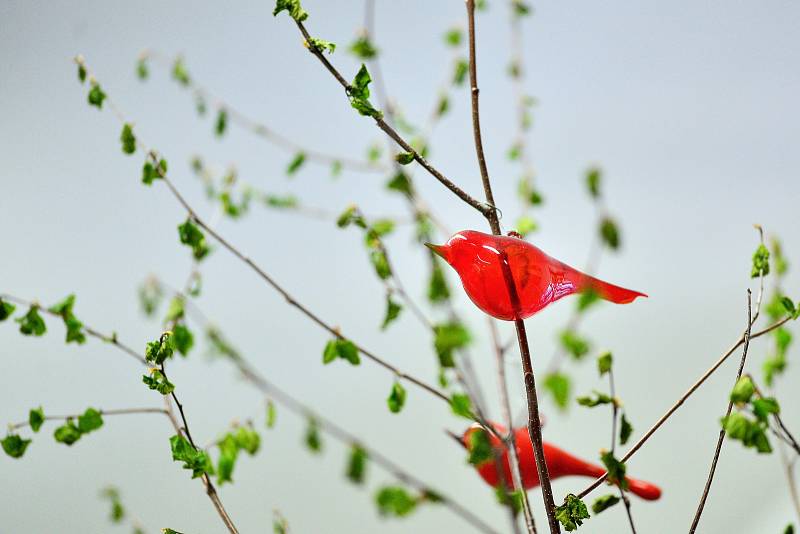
(428, 230, 646, 321)
(462, 423, 662, 501)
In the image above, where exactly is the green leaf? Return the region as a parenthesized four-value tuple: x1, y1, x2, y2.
(170, 434, 214, 478)
(375, 486, 418, 517)
(449, 393, 473, 419)
(387, 171, 413, 196)
(784, 524, 795, 534)
(234, 425, 261, 456)
(721, 412, 772, 453)
(346, 444, 368, 484)
(387, 381, 407, 413)
(517, 178, 544, 206)
(266, 400, 277, 429)
(164, 296, 184, 323)
(171, 323, 194, 356)
(427, 260, 451, 304)
(555, 494, 590, 531)
(48, 294, 85, 344)
(306, 37, 335, 54)
(87, 83, 106, 109)
(143, 369, 175, 395)
(516, 215, 538, 237)
(591, 494, 620, 514)
(0, 298, 16, 321)
(77, 62, 87, 83)
(467, 428, 493, 466)
(349, 36, 378, 59)
(2, 434, 31, 458)
(436, 93, 450, 117)
(336, 205, 367, 229)
(273, 0, 308, 21)
(77, 408, 103, 433)
(752, 397, 780, 423)
(136, 57, 149, 80)
(544, 372, 571, 410)
(16, 306, 46, 336)
(145, 334, 174, 365)
(172, 57, 191, 86)
(763, 351, 787, 387)
(163, 530, 184, 534)
(577, 287, 601, 311)
(780, 297, 797, 317)
(286, 152, 306, 175)
(507, 143, 521, 161)
(443, 28, 463, 47)
(730, 375, 755, 404)
(347, 64, 382, 119)
(434, 322, 471, 368)
(142, 158, 167, 185)
(215, 109, 228, 137)
(178, 219, 210, 261)
(101, 486, 125, 523)
(453, 58, 468, 85)
(586, 167, 601, 198)
(495, 486, 523, 515)
(395, 152, 415, 165)
(599, 217, 621, 250)
(577, 391, 615, 408)
(305, 418, 322, 453)
(620, 412, 633, 445)
(331, 160, 343, 177)
(322, 338, 360, 366)
(600, 451, 628, 490)
(380, 294, 402, 330)
(53, 419, 82, 446)
(597, 351, 613, 376)
(512, 0, 532, 17)
(29, 407, 45, 433)
(560, 330, 589, 360)
(751, 243, 770, 278)
(120, 123, 136, 155)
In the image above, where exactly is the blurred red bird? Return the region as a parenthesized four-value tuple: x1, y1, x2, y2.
(455, 423, 662, 501)
(426, 230, 646, 321)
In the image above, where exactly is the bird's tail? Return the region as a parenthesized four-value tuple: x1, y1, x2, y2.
(573, 462, 662, 501)
(563, 267, 647, 304)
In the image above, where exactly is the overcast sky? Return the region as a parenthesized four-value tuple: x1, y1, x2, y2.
(2, 1, 799, 533)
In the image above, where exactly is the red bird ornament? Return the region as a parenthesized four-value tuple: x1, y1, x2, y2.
(426, 230, 645, 321)
(456, 423, 662, 501)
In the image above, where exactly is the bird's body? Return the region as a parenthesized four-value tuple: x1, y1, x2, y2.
(460, 424, 662, 501)
(427, 230, 645, 320)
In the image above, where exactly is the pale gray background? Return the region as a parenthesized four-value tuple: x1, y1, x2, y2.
(1, 1, 799, 533)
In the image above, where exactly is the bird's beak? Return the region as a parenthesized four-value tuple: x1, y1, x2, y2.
(445, 429, 466, 449)
(424, 242, 447, 260)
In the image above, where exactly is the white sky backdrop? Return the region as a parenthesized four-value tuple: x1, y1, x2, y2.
(1, 1, 799, 533)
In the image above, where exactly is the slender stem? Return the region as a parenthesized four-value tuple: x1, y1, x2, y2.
(490, 319, 537, 533)
(689, 290, 753, 532)
(463, 2, 556, 530)
(9, 407, 167, 430)
(607, 368, 636, 533)
(291, 20, 492, 219)
(574, 314, 792, 499)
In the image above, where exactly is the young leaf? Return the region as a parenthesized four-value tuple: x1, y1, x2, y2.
(395, 152, 415, 165)
(217, 434, 239, 485)
(215, 109, 228, 137)
(586, 167, 601, 198)
(29, 407, 45, 433)
(434, 322, 471, 368)
(0, 298, 16, 321)
(53, 419, 82, 446)
(322, 338, 360, 366)
(286, 152, 306, 176)
(453, 58, 468, 85)
(591, 494, 620, 514)
(120, 123, 136, 155)
(387, 381, 407, 413)
(450, 393, 473, 419)
(597, 351, 613, 376)
(306, 37, 336, 54)
(136, 57, 149, 80)
(266, 400, 277, 429)
(305, 418, 322, 453)
(375, 486, 418, 517)
(347, 64, 382, 119)
(386, 171, 413, 196)
(170, 434, 214, 478)
(141, 158, 167, 185)
(349, 36, 378, 59)
(555, 494, 590, 531)
(730, 375, 755, 404)
(427, 260, 451, 304)
(752, 397, 780, 423)
(273, 0, 308, 21)
(620, 412, 633, 445)
(101, 486, 125, 523)
(77, 408, 103, 433)
(516, 215, 538, 237)
(145, 334, 174, 365)
(346, 444, 368, 484)
(2, 434, 31, 458)
(16, 306, 46, 336)
(467, 428, 493, 466)
(721, 412, 772, 453)
(177, 219, 210, 260)
(87, 83, 106, 109)
(600, 451, 628, 490)
(560, 330, 589, 360)
(143, 369, 175, 395)
(172, 57, 191, 86)
(599, 217, 620, 250)
(544, 372, 571, 410)
(171, 323, 194, 356)
(381, 294, 402, 330)
(443, 28, 463, 47)
(576, 391, 614, 408)
(751, 243, 770, 278)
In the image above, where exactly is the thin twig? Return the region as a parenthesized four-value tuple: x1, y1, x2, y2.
(574, 314, 792, 500)
(689, 290, 753, 532)
(9, 407, 167, 430)
(140, 50, 384, 174)
(490, 319, 537, 533)
(607, 368, 636, 533)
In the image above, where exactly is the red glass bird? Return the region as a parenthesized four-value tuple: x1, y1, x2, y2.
(426, 230, 646, 321)
(455, 423, 662, 501)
